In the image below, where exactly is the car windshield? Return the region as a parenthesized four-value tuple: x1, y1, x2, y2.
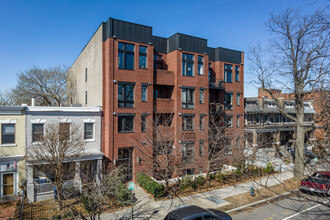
(312, 173, 330, 180)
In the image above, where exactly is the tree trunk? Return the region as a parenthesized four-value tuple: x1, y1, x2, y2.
(294, 111, 305, 180)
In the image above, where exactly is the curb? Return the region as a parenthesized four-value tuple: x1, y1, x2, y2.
(226, 191, 296, 213)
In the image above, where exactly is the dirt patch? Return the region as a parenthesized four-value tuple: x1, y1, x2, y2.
(219, 178, 300, 212)
(0, 201, 16, 220)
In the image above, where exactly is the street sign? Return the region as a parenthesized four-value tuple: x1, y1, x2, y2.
(129, 182, 135, 190)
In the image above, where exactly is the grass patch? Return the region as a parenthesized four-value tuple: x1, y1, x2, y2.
(219, 178, 300, 212)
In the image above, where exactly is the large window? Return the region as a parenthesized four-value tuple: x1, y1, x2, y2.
(118, 83, 134, 108)
(59, 123, 70, 141)
(182, 53, 194, 76)
(84, 123, 94, 140)
(199, 89, 204, 104)
(198, 56, 204, 75)
(85, 68, 88, 82)
(237, 116, 240, 128)
(118, 115, 134, 133)
(153, 54, 163, 69)
(1, 124, 15, 144)
(224, 92, 233, 110)
(182, 142, 194, 164)
(32, 124, 44, 142)
(235, 66, 240, 82)
(224, 64, 232, 83)
(182, 115, 194, 131)
(182, 88, 194, 109)
(141, 84, 147, 102)
(139, 46, 147, 69)
(118, 42, 134, 70)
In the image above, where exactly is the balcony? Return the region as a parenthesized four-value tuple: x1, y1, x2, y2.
(154, 98, 174, 113)
(154, 69, 175, 86)
(209, 80, 224, 90)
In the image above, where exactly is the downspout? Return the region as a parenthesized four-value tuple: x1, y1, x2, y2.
(112, 37, 115, 164)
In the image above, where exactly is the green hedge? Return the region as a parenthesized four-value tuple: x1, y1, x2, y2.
(137, 173, 164, 198)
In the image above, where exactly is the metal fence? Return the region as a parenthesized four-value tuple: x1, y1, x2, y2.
(35, 182, 56, 194)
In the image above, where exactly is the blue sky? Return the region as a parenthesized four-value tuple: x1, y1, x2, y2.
(0, 0, 324, 97)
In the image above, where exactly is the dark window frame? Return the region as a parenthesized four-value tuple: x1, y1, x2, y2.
(141, 84, 147, 102)
(85, 68, 87, 82)
(32, 123, 44, 143)
(182, 88, 195, 109)
(235, 66, 240, 82)
(182, 115, 194, 131)
(118, 42, 135, 70)
(198, 55, 204, 75)
(199, 140, 204, 157)
(84, 123, 94, 140)
(199, 88, 204, 104)
(182, 141, 194, 164)
(118, 115, 135, 133)
(139, 46, 147, 69)
(224, 64, 233, 83)
(182, 53, 194, 76)
(153, 54, 163, 70)
(1, 124, 15, 145)
(141, 114, 147, 133)
(225, 92, 233, 110)
(237, 92, 240, 106)
(118, 82, 135, 108)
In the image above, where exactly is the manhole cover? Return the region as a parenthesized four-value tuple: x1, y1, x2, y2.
(205, 196, 225, 204)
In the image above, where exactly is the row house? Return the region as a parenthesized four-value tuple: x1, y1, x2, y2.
(69, 18, 244, 181)
(244, 97, 316, 156)
(0, 106, 26, 200)
(0, 105, 103, 202)
(25, 106, 103, 202)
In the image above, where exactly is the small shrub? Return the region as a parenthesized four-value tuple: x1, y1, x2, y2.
(263, 162, 274, 174)
(196, 176, 206, 186)
(215, 171, 223, 182)
(62, 183, 80, 200)
(179, 175, 193, 190)
(137, 173, 164, 198)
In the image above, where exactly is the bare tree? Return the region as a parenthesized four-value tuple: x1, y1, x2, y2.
(249, 9, 329, 179)
(207, 103, 230, 173)
(0, 90, 13, 106)
(9, 66, 67, 106)
(27, 122, 85, 204)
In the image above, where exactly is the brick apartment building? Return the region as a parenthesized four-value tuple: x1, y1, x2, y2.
(69, 18, 244, 180)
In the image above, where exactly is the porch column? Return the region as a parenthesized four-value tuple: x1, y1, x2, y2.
(96, 159, 102, 185)
(26, 165, 34, 203)
(74, 161, 82, 191)
(252, 132, 258, 159)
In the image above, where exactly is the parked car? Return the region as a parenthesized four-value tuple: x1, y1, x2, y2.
(300, 171, 330, 195)
(163, 205, 232, 220)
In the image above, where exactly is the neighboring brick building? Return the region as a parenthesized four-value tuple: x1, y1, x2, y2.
(258, 88, 329, 141)
(69, 18, 244, 180)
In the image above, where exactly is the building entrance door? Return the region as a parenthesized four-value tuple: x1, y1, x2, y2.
(118, 148, 133, 181)
(2, 173, 14, 196)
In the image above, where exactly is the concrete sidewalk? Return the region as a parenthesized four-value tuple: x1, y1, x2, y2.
(100, 171, 293, 220)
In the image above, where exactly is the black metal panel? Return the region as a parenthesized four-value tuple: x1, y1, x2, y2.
(152, 36, 167, 53)
(167, 34, 180, 53)
(102, 18, 152, 44)
(215, 47, 242, 64)
(167, 33, 207, 54)
(207, 47, 215, 62)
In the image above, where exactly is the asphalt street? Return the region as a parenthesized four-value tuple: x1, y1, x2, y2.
(231, 195, 330, 220)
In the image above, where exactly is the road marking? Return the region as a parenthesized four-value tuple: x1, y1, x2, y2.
(282, 201, 328, 220)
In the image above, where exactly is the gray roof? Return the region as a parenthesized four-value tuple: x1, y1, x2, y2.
(245, 98, 316, 114)
(0, 106, 26, 115)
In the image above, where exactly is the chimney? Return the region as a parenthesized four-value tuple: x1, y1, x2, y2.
(31, 98, 35, 107)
